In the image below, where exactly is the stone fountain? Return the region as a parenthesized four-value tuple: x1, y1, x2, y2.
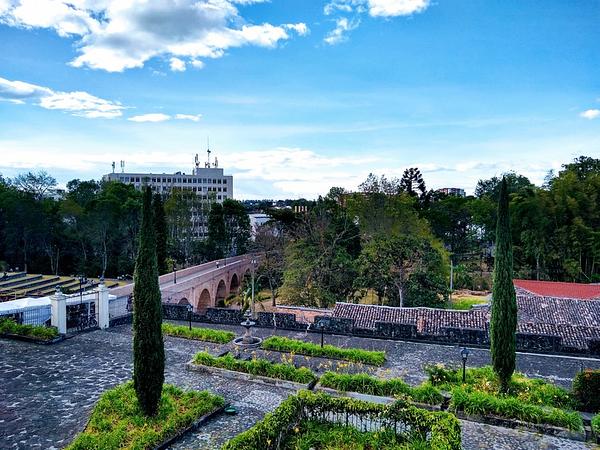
(233, 309, 263, 348)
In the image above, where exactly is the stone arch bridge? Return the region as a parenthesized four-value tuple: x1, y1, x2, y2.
(109, 255, 256, 313)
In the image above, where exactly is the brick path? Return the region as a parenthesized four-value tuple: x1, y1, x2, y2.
(1, 323, 599, 449)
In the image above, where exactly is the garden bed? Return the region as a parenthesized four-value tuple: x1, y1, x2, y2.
(66, 382, 224, 450)
(222, 390, 461, 450)
(190, 351, 318, 388)
(426, 364, 587, 437)
(261, 335, 386, 366)
(162, 323, 234, 344)
(317, 371, 444, 406)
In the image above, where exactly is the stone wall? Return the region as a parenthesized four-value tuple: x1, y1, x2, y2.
(109, 314, 133, 327)
(375, 322, 418, 339)
(516, 332, 562, 353)
(153, 303, 599, 356)
(441, 327, 488, 345)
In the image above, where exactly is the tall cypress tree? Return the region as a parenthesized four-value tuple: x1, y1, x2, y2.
(133, 187, 164, 416)
(490, 177, 517, 393)
(153, 193, 168, 275)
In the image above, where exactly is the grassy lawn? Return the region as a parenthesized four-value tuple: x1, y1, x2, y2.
(66, 382, 223, 450)
(282, 420, 428, 450)
(447, 294, 488, 310)
(262, 336, 386, 366)
(162, 323, 234, 344)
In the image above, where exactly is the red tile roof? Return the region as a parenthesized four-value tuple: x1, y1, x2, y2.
(514, 279, 600, 300)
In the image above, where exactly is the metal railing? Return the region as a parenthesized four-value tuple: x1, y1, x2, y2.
(0, 306, 51, 327)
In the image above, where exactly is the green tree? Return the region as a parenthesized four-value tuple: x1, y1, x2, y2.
(207, 202, 226, 259)
(490, 178, 517, 393)
(153, 193, 168, 274)
(132, 187, 164, 416)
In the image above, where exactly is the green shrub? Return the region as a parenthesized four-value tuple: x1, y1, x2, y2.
(572, 369, 600, 413)
(193, 351, 317, 385)
(319, 371, 443, 405)
(223, 390, 461, 450)
(591, 415, 600, 436)
(66, 382, 223, 449)
(162, 323, 234, 344)
(0, 318, 58, 340)
(262, 335, 386, 366)
(450, 387, 583, 431)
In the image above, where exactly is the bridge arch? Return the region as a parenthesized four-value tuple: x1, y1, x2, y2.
(216, 279, 227, 306)
(230, 273, 240, 294)
(178, 297, 190, 306)
(197, 289, 211, 311)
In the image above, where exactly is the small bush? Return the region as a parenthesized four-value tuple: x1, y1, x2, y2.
(262, 335, 386, 366)
(572, 369, 600, 413)
(591, 415, 600, 436)
(162, 323, 234, 344)
(319, 371, 443, 405)
(0, 318, 58, 340)
(193, 351, 317, 385)
(66, 382, 223, 449)
(450, 387, 583, 431)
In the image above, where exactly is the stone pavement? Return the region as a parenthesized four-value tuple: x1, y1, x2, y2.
(1, 323, 599, 450)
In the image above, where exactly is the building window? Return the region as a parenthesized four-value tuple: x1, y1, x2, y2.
(217, 179, 222, 184)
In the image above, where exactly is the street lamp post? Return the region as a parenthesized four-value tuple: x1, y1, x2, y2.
(318, 320, 326, 348)
(173, 261, 177, 284)
(187, 303, 193, 331)
(250, 256, 257, 318)
(460, 347, 470, 383)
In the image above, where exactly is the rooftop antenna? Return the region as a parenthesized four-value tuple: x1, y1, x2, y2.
(111, 161, 115, 173)
(214, 157, 218, 168)
(194, 153, 200, 168)
(205, 137, 211, 168)
(120, 160, 125, 173)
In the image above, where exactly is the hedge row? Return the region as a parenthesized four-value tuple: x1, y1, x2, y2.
(162, 323, 234, 344)
(0, 318, 58, 340)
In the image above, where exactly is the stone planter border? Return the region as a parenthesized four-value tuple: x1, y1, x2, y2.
(186, 360, 316, 391)
(155, 404, 226, 450)
(454, 410, 587, 442)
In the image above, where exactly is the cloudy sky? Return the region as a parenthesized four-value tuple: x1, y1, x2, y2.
(0, 0, 598, 199)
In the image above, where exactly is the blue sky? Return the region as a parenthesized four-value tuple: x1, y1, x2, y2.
(0, 0, 599, 199)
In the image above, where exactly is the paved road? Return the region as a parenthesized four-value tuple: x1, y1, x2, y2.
(1, 324, 599, 449)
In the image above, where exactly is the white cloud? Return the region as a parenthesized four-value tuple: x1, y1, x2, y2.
(0, 76, 125, 118)
(323, 0, 430, 43)
(0, 1, 308, 72)
(175, 113, 202, 122)
(169, 57, 186, 72)
(324, 17, 360, 45)
(580, 109, 600, 120)
(285, 23, 309, 36)
(368, 0, 430, 17)
(190, 59, 205, 69)
(128, 113, 171, 122)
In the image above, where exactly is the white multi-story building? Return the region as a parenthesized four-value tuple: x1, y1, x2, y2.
(103, 152, 233, 202)
(102, 152, 233, 238)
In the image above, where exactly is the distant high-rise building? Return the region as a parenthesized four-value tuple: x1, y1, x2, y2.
(102, 151, 233, 238)
(437, 187, 466, 197)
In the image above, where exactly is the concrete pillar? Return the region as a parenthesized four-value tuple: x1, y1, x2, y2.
(50, 287, 67, 334)
(97, 282, 110, 329)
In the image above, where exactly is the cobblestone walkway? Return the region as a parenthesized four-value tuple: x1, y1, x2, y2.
(1, 324, 599, 449)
